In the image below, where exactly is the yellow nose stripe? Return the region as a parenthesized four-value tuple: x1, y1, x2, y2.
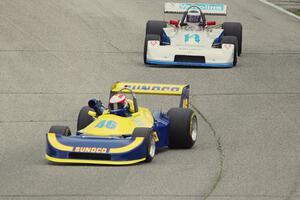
(48, 133, 144, 154)
(47, 133, 73, 151)
(109, 137, 144, 153)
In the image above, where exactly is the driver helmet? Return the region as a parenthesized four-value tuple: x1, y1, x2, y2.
(186, 9, 202, 27)
(109, 93, 128, 116)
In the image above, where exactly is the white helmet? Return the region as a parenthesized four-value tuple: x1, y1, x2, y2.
(186, 9, 202, 27)
(109, 93, 128, 116)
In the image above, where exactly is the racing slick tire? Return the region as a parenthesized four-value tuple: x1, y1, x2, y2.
(167, 108, 198, 149)
(144, 34, 161, 64)
(132, 128, 156, 162)
(49, 126, 71, 136)
(222, 22, 242, 56)
(222, 36, 238, 66)
(145, 20, 167, 38)
(77, 106, 95, 131)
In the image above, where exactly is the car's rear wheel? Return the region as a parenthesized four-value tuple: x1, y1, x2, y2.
(222, 22, 242, 56)
(144, 34, 161, 64)
(49, 126, 71, 136)
(222, 36, 238, 66)
(167, 108, 197, 149)
(132, 128, 155, 162)
(77, 106, 95, 131)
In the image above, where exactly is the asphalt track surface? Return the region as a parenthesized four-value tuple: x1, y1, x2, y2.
(0, 0, 299, 200)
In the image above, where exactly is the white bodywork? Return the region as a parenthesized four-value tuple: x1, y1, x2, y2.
(145, 2, 235, 67)
(146, 26, 235, 67)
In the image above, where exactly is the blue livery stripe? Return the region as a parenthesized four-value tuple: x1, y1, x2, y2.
(146, 59, 233, 68)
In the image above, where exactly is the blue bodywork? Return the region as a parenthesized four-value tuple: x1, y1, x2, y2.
(46, 111, 171, 163)
(146, 59, 233, 68)
(161, 30, 171, 45)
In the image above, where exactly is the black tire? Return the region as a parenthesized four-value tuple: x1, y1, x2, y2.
(167, 108, 198, 149)
(222, 36, 238, 66)
(144, 34, 161, 64)
(132, 128, 155, 162)
(49, 126, 71, 136)
(222, 22, 242, 56)
(77, 106, 95, 131)
(145, 20, 167, 37)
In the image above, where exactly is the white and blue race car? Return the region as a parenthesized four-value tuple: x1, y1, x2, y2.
(144, 2, 243, 67)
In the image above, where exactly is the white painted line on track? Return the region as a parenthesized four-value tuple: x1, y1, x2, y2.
(259, 0, 300, 20)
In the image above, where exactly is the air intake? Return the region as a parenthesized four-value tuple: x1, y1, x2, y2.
(174, 55, 205, 63)
(69, 152, 111, 160)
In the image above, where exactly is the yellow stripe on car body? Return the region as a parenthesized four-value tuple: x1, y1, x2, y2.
(47, 133, 73, 151)
(111, 82, 188, 96)
(47, 133, 144, 154)
(109, 137, 144, 153)
(45, 154, 145, 165)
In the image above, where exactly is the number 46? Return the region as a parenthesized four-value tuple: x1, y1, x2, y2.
(95, 120, 117, 129)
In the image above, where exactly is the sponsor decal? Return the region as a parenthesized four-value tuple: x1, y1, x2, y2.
(153, 132, 159, 142)
(73, 147, 108, 153)
(124, 84, 180, 92)
(184, 34, 200, 43)
(224, 44, 232, 49)
(150, 41, 158, 46)
(178, 3, 225, 11)
(182, 98, 188, 108)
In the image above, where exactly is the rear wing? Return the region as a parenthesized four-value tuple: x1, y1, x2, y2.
(164, 2, 227, 15)
(110, 82, 190, 108)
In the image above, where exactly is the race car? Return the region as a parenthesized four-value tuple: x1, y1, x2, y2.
(144, 2, 243, 67)
(45, 82, 198, 165)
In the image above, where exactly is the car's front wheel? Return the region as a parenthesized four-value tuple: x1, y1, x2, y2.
(49, 126, 71, 136)
(145, 20, 167, 36)
(144, 34, 161, 64)
(77, 106, 95, 131)
(222, 36, 238, 66)
(132, 128, 156, 162)
(222, 22, 243, 56)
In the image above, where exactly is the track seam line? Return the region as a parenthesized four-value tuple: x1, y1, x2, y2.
(258, 0, 300, 20)
(190, 101, 225, 200)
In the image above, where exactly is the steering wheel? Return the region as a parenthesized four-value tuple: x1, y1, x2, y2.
(180, 6, 206, 28)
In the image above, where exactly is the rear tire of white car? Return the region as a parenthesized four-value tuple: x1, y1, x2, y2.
(49, 126, 71, 136)
(222, 22, 242, 56)
(145, 20, 167, 38)
(144, 34, 161, 64)
(167, 108, 197, 149)
(222, 36, 238, 66)
(132, 128, 155, 162)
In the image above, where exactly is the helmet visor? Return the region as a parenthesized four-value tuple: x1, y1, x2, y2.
(187, 14, 201, 23)
(109, 101, 126, 111)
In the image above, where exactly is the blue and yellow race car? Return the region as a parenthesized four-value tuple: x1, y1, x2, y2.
(46, 82, 198, 165)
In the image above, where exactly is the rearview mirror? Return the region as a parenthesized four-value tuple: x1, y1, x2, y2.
(206, 21, 216, 26)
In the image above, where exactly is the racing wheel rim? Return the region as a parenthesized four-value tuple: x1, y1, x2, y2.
(149, 136, 156, 158)
(191, 116, 197, 141)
